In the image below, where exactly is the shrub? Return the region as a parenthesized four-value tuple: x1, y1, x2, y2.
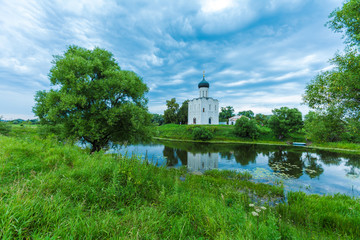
(0, 117, 11, 135)
(192, 127, 213, 141)
(234, 117, 259, 139)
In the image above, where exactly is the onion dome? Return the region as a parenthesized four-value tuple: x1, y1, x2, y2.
(198, 72, 209, 88)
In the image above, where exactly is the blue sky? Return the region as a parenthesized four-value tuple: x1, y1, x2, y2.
(0, 0, 346, 120)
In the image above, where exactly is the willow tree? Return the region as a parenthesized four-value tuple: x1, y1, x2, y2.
(33, 46, 152, 152)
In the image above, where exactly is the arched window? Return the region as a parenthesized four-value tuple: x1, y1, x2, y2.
(203, 108, 205, 112)
(193, 118, 196, 124)
(209, 118, 211, 124)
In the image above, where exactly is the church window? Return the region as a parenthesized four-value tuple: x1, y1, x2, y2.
(209, 104, 211, 110)
(203, 108, 205, 112)
(193, 118, 196, 124)
(209, 118, 211, 124)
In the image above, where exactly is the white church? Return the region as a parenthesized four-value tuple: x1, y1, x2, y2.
(188, 72, 219, 125)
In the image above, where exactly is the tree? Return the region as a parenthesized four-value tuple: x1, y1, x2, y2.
(177, 100, 189, 124)
(164, 98, 179, 124)
(304, 110, 345, 142)
(268, 107, 303, 139)
(327, 0, 360, 46)
(219, 106, 235, 122)
(255, 113, 269, 126)
(234, 117, 259, 139)
(303, 0, 360, 142)
(238, 110, 254, 119)
(151, 114, 164, 126)
(303, 49, 360, 119)
(33, 45, 152, 153)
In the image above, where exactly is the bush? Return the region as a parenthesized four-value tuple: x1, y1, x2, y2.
(234, 117, 259, 139)
(0, 118, 11, 135)
(192, 127, 213, 141)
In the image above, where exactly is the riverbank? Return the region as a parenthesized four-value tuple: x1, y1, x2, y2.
(156, 124, 360, 154)
(0, 126, 359, 239)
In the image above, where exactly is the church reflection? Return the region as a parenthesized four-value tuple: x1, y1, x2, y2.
(187, 152, 218, 172)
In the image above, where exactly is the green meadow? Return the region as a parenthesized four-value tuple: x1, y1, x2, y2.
(156, 124, 360, 153)
(0, 126, 359, 239)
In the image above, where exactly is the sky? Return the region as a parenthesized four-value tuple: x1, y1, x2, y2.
(0, 0, 347, 120)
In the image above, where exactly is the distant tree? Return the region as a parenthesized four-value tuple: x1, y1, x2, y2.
(304, 111, 343, 142)
(33, 45, 152, 153)
(177, 100, 189, 124)
(0, 117, 11, 135)
(255, 113, 269, 126)
(164, 98, 179, 124)
(238, 110, 254, 119)
(219, 106, 235, 122)
(234, 117, 259, 139)
(268, 107, 303, 139)
(151, 114, 165, 126)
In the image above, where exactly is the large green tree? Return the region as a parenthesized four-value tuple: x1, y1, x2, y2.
(303, 0, 360, 142)
(219, 106, 235, 122)
(268, 107, 303, 139)
(234, 117, 259, 139)
(33, 45, 152, 153)
(164, 98, 179, 124)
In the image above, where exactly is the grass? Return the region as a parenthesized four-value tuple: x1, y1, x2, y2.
(0, 126, 359, 239)
(156, 124, 360, 153)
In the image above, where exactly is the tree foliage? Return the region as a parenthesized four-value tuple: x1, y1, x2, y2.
(219, 106, 235, 122)
(234, 117, 259, 139)
(268, 107, 303, 139)
(33, 45, 152, 152)
(303, 49, 360, 119)
(177, 100, 189, 124)
(151, 114, 164, 126)
(192, 127, 213, 141)
(303, 0, 360, 142)
(164, 98, 179, 124)
(238, 110, 254, 119)
(327, 0, 360, 46)
(304, 110, 345, 142)
(255, 113, 270, 126)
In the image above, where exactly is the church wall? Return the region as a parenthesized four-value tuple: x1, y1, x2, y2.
(188, 97, 219, 125)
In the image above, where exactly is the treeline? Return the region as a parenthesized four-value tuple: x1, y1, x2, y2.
(151, 98, 189, 126)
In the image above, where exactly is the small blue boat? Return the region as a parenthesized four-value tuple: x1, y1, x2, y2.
(293, 142, 306, 146)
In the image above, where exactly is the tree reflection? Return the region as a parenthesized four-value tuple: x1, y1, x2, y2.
(233, 145, 258, 166)
(268, 149, 304, 178)
(303, 152, 324, 179)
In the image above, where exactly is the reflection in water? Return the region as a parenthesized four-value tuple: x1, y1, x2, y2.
(118, 140, 360, 196)
(187, 152, 218, 172)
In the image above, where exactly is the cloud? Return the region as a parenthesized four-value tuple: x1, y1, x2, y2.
(0, 0, 346, 119)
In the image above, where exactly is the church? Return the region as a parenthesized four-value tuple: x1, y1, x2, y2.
(188, 72, 219, 125)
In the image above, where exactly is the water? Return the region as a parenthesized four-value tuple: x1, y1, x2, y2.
(111, 140, 360, 197)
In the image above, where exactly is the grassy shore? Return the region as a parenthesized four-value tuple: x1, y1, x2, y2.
(0, 126, 359, 239)
(156, 124, 360, 153)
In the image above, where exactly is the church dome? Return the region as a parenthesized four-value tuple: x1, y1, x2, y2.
(198, 76, 209, 88)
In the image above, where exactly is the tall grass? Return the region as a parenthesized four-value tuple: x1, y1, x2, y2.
(0, 128, 359, 239)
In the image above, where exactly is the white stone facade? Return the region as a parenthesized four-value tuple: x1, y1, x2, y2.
(188, 76, 219, 125)
(187, 152, 218, 172)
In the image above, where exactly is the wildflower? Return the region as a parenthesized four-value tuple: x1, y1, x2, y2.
(251, 211, 259, 216)
(260, 206, 267, 210)
(255, 208, 261, 213)
(249, 203, 255, 207)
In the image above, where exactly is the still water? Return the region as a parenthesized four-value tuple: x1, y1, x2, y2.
(112, 140, 360, 197)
